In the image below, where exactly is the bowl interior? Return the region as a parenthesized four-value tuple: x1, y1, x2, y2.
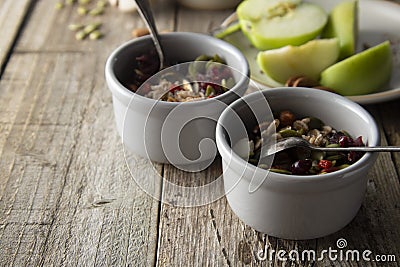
(109, 32, 249, 95)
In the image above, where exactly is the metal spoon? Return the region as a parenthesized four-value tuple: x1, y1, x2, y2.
(134, 0, 166, 70)
(262, 137, 400, 157)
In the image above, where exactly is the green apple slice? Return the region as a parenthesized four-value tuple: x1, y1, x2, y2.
(237, 0, 328, 50)
(320, 41, 392, 96)
(257, 38, 340, 83)
(322, 0, 358, 60)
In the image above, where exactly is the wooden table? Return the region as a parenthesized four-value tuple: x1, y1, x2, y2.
(1, 0, 399, 266)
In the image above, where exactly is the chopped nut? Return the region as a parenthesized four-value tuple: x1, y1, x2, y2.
(285, 76, 335, 93)
(293, 120, 309, 132)
(285, 76, 302, 86)
(292, 76, 319, 87)
(279, 110, 296, 127)
(132, 27, 150, 38)
(321, 125, 332, 136)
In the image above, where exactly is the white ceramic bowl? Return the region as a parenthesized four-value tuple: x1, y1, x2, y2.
(105, 32, 249, 169)
(216, 87, 379, 240)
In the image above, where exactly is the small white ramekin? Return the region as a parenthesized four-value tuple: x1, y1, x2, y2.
(216, 87, 379, 239)
(105, 32, 249, 169)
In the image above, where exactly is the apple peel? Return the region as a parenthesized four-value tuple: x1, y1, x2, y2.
(237, 0, 328, 50)
(320, 41, 392, 96)
(257, 38, 340, 83)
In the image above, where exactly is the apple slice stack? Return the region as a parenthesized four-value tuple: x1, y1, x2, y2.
(237, 0, 393, 96)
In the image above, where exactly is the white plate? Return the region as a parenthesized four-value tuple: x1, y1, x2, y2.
(220, 0, 400, 105)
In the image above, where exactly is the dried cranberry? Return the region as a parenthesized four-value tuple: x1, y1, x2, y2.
(318, 159, 333, 170)
(347, 151, 363, 163)
(339, 136, 354, 147)
(328, 132, 345, 144)
(353, 136, 365, 147)
(291, 159, 312, 175)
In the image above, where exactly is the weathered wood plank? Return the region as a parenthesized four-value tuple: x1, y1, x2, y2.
(0, 52, 162, 266)
(0, 0, 176, 265)
(0, 0, 33, 72)
(15, 0, 175, 52)
(376, 100, 400, 176)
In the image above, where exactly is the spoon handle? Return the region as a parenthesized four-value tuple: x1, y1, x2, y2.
(313, 146, 400, 152)
(134, 0, 165, 69)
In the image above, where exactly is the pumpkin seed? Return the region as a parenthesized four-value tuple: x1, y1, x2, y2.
(337, 164, 350, 170)
(89, 6, 104, 16)
(77, 6, 88, 15)
(195, 55, 212, 61)
(68, 23, 84, 31)
(278, 129, 302, 138)
(326, 154, 344, 161)
(75, 30, 87, 40)
(65, 0, 75, 5)
(89, 30, 103, 40)
(205, 85, 215, 97)
(326, 143, 340, 148)
(83, 22, 101, 34)
(311, 150, 325, 160)
(212, 54, 224, 63)
(308, 117, 324, 130)
(97, 0, 108, 7)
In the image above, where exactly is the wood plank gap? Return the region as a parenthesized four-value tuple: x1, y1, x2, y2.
(0, 0, 37, 78)
(154, 163, 165, 267)
(209, 208, 231, 267)
(13, 50, 86, 55)
(375, 103, 400, 183)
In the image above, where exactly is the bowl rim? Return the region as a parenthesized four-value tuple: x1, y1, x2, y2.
(105, 32, 250, 107)
(216, 87, 380, 183)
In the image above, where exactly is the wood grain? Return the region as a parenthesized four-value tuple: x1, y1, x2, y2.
(0, 0, 33, 72)
(0, 0, 173, 265)
(1, 0, 400, 266)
